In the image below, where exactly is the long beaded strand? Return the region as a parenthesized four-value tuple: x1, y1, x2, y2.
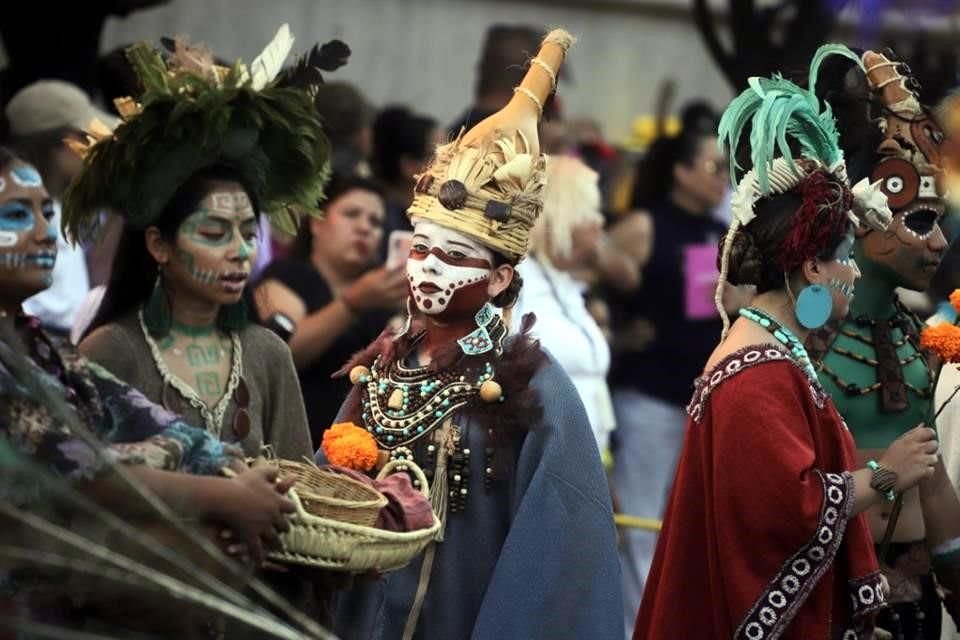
(739, 307, 819, 383)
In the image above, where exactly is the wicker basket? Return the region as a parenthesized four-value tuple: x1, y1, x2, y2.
(267, 459, 440, 572)
(276, 459, 386, 527)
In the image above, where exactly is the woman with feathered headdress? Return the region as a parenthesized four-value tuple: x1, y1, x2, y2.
(634, 45, 938, 639)
(71, 27, 347, 463)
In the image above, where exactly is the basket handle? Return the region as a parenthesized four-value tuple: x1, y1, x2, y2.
(377, 459, 430, 498)
(284, 487, 312, 520)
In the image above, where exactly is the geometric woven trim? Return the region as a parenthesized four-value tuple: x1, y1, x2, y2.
(848, 570, 885, 620)
(734, 471, 856, 640)
(687, 345, 826, 424)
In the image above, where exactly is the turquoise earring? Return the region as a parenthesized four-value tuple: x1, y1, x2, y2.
(795, 284, 833, 329)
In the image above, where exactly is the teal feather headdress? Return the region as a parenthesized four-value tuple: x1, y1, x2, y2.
(714, 43, 892, 337)
(63, 26, 348, 242)
(718, 43, 860, 195)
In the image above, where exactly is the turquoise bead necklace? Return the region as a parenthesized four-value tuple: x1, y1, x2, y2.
(739, 306, 819, 383)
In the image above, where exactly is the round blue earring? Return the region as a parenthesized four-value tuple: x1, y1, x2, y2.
(795, 284, 833, 329)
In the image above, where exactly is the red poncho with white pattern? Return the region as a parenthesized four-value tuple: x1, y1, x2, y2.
(634, 346, 883, 640)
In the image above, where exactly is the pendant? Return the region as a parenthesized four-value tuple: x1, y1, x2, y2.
(387, 388, 404, 410)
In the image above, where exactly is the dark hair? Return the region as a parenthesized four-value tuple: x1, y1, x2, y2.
(632, 128, 715, 208)
(811, 50, 886, 184)
(98, 45, 143, 116)
(291, 174, 387, 261)
(722, 190, 849, 293)
(491, 252, 522, 308)
(312, 82, 374, 143)
(0, 146, 19, 172)
(475, 24, 544, 97)
(85, 165, 261, 338)
(680, 100, 720, 137)
(372, 106, 437, 184)
(7, 126, 76, 183)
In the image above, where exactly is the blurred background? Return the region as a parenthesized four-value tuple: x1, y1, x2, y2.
(4, 3, 960, 636)
(2, 0, 958, 147)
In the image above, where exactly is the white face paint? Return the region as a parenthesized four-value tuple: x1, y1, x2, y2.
(407, 220, 494, 317)
(0, 231, 18, 247)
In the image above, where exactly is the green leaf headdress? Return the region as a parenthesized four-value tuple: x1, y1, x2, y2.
(714, 43, 893, 337)
(63, 25, 349, 241)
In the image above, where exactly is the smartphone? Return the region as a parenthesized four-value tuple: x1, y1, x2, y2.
(386, 230, 414, 269)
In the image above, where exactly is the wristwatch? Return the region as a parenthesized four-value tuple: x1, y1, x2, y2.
(866, 460, 897, 501)
(266, 311, 296, 342)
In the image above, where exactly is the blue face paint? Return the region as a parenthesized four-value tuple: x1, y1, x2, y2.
(10, 166, 42, 188)
(24, 253, 56, 269)
(0, 203, 35, 232)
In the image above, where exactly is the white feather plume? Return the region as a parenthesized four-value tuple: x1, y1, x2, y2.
(249, 24, 295, 90)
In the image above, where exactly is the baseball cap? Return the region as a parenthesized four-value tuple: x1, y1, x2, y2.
(5, 79, 120, 137)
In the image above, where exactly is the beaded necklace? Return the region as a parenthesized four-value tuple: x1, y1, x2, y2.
(739, 306, 819, 383)
(138, 310, 244, 437)
(349, 306, 507, 511)
(819, 301, 934, 400)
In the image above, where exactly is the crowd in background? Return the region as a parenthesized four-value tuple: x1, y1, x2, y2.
(5, 17, 960, 638)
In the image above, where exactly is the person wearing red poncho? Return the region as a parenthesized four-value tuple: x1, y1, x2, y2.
(634, 44, 939, 640)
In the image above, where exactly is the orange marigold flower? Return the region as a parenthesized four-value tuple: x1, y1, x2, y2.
(921, 323, 960, 362)
(322, 422, 379, 471)
(950, 289, 960, 314)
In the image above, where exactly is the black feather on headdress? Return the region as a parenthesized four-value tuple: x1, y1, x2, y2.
(63, 26, 349, 242)
(275, 39, 351, 94)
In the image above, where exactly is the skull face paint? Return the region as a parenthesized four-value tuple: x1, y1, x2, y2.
(164, 183, 258, 306)
(822, 231, 860, 316)
(0, 161, 58, 299)
(407, 220, 493, 320)
(859, 50, 948, 291)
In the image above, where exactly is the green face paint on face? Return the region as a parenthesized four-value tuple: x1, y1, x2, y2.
(165, 184, 259, 306)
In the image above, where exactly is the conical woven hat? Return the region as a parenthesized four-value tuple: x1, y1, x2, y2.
(407, 28, 575, 262)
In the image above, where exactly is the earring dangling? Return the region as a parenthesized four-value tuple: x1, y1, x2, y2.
(143, 271, 172, 337)
(457, 303, 496, 356)
(795, 284, 833, 329)
(219, 300, 249, 331)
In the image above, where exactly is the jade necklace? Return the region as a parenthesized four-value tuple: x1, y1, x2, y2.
(739, 306, 819, 383)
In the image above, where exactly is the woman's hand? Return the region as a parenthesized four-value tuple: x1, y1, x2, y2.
(342, 266, 408, 312)
(211, 461, 295, 565)
(879, 424, 939, 492)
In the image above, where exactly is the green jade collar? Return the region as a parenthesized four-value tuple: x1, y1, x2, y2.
(739, 307, 819, 383)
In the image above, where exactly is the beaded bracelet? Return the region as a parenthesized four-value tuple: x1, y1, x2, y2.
(866, 459, 897, 501)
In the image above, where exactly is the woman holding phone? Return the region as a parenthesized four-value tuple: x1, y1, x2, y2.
(255, 174, 407, 444)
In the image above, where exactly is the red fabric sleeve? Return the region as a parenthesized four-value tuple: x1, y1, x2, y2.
(709, 362, 854, 637)
(635, 351, 883, 640)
